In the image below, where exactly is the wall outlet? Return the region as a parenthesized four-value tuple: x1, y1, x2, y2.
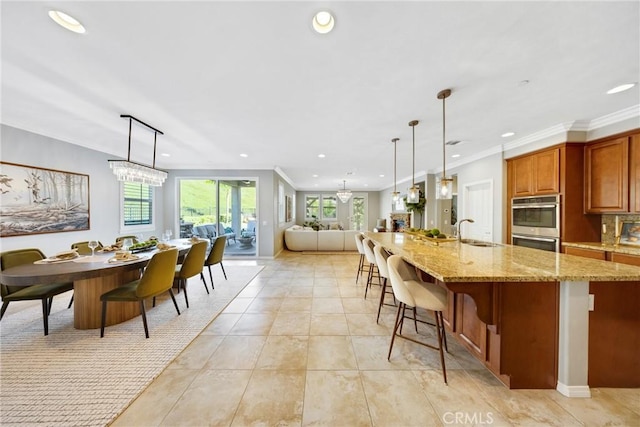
(588, 294, 595, 311)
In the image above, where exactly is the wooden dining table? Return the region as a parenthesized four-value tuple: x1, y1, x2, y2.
(0, 242, 193, 329)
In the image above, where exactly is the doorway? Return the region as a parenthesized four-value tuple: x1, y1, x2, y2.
(462, 179, 494, 242)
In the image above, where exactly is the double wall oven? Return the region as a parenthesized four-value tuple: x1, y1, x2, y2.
(511, 195, 560, 252)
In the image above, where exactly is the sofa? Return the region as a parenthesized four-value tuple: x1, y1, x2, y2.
(284, 226, 360, 251)
(192, 223, 236, 245)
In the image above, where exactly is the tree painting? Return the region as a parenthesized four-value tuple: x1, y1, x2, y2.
(0, 162, 89, 237)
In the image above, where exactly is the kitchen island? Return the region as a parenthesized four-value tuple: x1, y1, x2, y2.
(366, 232, 640, 397)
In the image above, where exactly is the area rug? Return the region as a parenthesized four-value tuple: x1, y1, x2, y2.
(0, 264, 263, 427)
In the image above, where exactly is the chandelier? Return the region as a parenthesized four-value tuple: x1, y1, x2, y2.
(407, 120, 420, 203)
(391, 138, 400, 202)
(436, 89, 454, 199)
(337, 180, 352, 203)
(108, 115, 168, 186)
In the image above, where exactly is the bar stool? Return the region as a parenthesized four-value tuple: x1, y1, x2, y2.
(386, 254, 449, 383)
(354, 233, 369, 284)
(362, 237, 382, 299)
(373, 244, 397, 323)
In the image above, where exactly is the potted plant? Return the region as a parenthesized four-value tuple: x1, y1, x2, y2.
(303, 215, 324, 231)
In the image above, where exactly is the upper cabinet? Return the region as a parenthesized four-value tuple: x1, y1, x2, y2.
(585, 132, 639, 213)
(511, 148, 559, 197)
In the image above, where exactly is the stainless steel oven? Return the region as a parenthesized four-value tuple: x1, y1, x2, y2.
(511, 195, 560, 252)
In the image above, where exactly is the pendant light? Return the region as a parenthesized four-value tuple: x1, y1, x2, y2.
(407, 120, 420, 203)
(436, 89, 454, 199)
(108, 115, 167, 186)
(336, 180, 352, 203)
(391, 138, 400, 202)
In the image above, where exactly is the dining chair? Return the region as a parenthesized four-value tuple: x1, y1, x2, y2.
(201, 235, 227, 292)
(0, 248, 74, 336)
(100, 248, 180, 339)
(173, 241, 208, 308)
(386, 254, 449, 383)
(71, 241, 103, 255)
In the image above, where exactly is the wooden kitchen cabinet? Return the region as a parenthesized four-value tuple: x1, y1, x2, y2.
(585, 137, 629, 213)
(630, 134, 640, 213)
(564, 246, 606, 260)
(511, 148, 559, 197)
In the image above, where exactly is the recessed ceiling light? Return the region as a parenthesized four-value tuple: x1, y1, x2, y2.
(240, 153, 248, 158)
(318, 154, 325, 158)
(312, 174, 318, 178)
(607, 83, 636, 94)
(48, 10, 86, 34)
(451, 154, 461, 158)
(501, 132, 515, 138)
(160, 153, 170, 157)
(364, 184, 369, 187)
(312, 11, 335, 34)
(379, 174, 384, 178)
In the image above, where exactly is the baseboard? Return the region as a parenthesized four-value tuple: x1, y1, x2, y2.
(301, 250, 358, 255)
(556, 382, 591, 398)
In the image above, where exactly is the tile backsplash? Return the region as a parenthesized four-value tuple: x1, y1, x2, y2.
(601, 214, 640, 244)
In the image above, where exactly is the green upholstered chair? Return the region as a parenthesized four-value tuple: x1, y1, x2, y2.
(0, 248, 74, 336)
(201, 235, 227, 292)
(71, 241, 103, 255)
(100, 248, 180, 339)
(173, 241, 208, 308)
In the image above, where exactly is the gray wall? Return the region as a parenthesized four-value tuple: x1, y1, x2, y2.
(0, 125, 165, 255)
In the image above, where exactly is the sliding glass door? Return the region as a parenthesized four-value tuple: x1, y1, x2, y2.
(179, 178, 257, 257)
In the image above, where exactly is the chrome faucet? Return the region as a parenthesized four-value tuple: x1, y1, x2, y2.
(457, 218, 475, 241)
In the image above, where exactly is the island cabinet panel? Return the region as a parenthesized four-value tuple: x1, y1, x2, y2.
(610, 252, 640, 266)
(588, 280, 640, 387)
(585, 136, 629, 213)
(441, 281, 558, 389)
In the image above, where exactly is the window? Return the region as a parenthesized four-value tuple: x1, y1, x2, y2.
(121, 182, 154, 232)
(305, 194, 336, 220)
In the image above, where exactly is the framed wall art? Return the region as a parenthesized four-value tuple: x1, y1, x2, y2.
(619, 221, 640, 247)
(285, 195, 293, 222)
(0, 162, 90, 237)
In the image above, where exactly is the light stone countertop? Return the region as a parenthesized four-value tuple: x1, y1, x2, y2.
(365, 232, 640, 283)
(562, 241, 640, 256)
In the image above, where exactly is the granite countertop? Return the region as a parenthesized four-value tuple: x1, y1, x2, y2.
(562, 241, 640, 256)
(365, 232, 640, 283)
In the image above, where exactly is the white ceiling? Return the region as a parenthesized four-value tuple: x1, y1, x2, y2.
(2, 1, 639, 191)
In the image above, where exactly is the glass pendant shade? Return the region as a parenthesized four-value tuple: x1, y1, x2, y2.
(407, 186, 420, 203)
(109, 115, 167, 187)
(337, 180, 352, 203)
(436, 176, 453, 200)
(108, 160, 167, 186)
(392, 191, 400, 202)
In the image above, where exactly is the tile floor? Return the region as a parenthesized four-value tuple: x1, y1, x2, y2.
(112, 251, 640, 426)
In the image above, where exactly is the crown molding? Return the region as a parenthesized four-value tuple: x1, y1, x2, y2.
(274, 166, 296, 189)
(588, 104, 640, 130)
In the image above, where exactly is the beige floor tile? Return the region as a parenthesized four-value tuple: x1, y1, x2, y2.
(257, 286, 290, 298)
(280, 296, 313, 311)
(232, 370, 306, 426)
(223, 297, 254, 313)
(314, 277, 339, 286)
(203, 335, 267, 370)
(313, 286, 341, 297)
(236, 285, 264, 297)
(413, 370, 513, 426)
(227, 312, 277, 335)
(351, 335, 411, 370)
(341, 297, 375, 314)
(338, 285, 362, 298)
(167, 335, 224, 370)
(288, 286, 315, 297)
(302, 370, 371, 426)
(312, 297, 344, 313)
(346, 313, 391, 336)
(309, 313, 350, 335)
(201, 312, 242, 335)
(307, 336, 358, 370)
(112, 369, 199, 427)
(160, 370, 253, 426)
(360, 370, 441, 426)
(255, 335, 309, 370)
(270, 311, 311, 335)
(597, 387, 640, 416)
(547, 387, 640, 426)
(245, 296, 284, 313)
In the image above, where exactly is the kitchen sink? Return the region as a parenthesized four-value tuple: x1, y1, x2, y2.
(460, 239, 499, 247)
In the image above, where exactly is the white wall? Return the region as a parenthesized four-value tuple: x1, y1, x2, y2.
(0, 125, 166, 255)
(296, 190, 381, 231)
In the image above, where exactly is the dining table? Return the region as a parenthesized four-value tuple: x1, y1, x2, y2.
(0, 240, 193, 329)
